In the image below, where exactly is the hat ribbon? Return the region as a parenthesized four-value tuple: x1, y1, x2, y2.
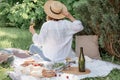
(50, 6, 63, 14)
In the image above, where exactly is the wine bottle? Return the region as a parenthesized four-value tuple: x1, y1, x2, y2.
(78, 47, 85, 72)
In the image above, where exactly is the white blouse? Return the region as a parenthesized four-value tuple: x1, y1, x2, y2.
(32, 20, 84, 62)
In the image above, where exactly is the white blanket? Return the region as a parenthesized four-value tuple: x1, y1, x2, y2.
(8, 56, 120, 80)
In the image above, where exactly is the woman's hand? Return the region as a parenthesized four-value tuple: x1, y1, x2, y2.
(62, 10, 71, 18)
(62, 10, 76, 22)
(29, 25, 36, 35)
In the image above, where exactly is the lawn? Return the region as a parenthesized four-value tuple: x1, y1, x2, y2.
(0, 27, 32, 50)
(0, 27, 120, 80)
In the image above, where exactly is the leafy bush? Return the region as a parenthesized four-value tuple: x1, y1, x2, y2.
(0, 0, 47, 29)
(0, 2, 11, 27)
(73, 0, 120, 59)
(7, 0, 46, 29)
(0, 0, 24, 27)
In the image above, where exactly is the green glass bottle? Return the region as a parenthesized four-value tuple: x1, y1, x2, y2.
(78, 47, 85, 72)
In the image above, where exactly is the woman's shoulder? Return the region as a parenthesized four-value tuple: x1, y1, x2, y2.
(41, 21, 56, 28)
(43, 20, 55, 25)
(42, 21, 52, 26)
(62, 19, 71, 23)
(43, 20, 71, 26)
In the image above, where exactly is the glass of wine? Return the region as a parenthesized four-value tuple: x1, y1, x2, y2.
(30, 18, 35, 26)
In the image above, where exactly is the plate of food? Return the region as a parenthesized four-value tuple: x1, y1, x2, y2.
(52, 62, 66, 72)
(52, 60, 76, 72)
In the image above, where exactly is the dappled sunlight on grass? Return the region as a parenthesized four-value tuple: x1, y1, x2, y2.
(0, 41, 12, 48)
(0, 27, 32, 49)
(0, 30, 18, 39)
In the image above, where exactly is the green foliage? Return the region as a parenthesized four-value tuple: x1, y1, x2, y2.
(0, 66, 12, 80)
(73, 0, 120, 58)
(1, 0, 23, 6)
(0, 2, 11, 27)
(7, 0, 46, 29)
(0, 0, 24, 27)
(0, 0, 47, 28)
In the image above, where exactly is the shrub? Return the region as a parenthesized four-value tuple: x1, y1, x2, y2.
(7, 0, 46, 29)
(73, 0, 120, 59)
(0, 2, 11, 27)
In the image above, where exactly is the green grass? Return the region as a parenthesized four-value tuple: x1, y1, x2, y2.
(0, 63, 13, 80)
(0, 27, 120, 80)
(0, 27, 32, 50)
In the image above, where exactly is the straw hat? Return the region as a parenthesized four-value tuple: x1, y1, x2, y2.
(44, 0, 67, 19)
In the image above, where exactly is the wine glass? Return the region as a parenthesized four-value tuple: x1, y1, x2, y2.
(30, 18, 35, 26)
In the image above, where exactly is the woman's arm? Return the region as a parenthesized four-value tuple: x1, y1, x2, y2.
(62, 10, 84, 34)
(29, 23, 47, 45)
(62, 10, 76, 22)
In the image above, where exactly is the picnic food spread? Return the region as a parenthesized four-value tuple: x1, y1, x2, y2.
(21, 60, 56, 78)
(8, 55, 120, 80)
(19, 58, 79, 78)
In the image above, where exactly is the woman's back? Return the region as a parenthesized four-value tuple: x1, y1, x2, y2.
(41, 20, 83, 62)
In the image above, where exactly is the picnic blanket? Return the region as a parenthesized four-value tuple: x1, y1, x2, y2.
(8, 56, 120, 80)
(1, 48, 120, 80)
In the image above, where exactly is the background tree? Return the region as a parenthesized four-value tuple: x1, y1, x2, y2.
(73, 0, 120, 59)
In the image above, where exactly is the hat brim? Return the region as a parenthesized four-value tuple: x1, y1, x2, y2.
(44, 1, 67, 19)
